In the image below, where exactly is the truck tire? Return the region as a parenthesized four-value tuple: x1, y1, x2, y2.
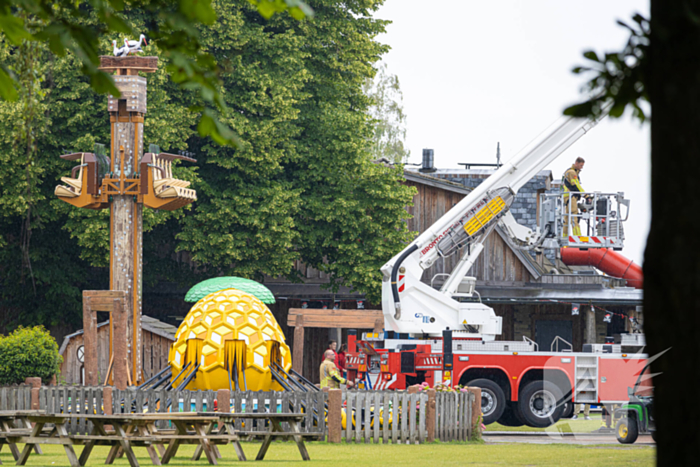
(517, 380, 564, 428)
(560, 401, 575, 419)
(467, 378, 506, 425)
(616, 417, 639, 444)
(497, 402, 525, 427)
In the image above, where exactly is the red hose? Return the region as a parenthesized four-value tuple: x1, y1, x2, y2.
(559, 248, 643, 289)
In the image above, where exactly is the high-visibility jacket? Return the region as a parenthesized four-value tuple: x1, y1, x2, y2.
(562, 165, 585, 198)
(320, 359, 345, 389)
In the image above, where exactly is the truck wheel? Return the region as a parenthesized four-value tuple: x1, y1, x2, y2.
(560, 401, 575, 419)
(517, 380, 564, 428)
(497, 402, 525, 427)
(616, 417, 639, 444)
(467, 378, 506, 425)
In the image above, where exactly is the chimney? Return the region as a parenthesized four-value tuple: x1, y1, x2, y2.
(420, 149, 436, 173)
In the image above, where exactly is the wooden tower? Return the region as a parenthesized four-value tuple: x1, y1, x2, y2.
(55, 55, 196, 387)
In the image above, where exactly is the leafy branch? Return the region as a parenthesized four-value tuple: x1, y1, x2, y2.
(0, 0, 313, 146)
(564, 13, 649, 123)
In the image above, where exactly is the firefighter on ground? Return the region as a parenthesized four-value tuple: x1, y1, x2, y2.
(320, 350, 354, 389)
(563, 157, 586, 236)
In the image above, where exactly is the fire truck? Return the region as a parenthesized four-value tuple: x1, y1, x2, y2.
(345, 110, 647, 428)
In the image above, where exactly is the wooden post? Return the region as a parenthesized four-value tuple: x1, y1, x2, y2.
(82, 291, 98, 386)
(30, 387, 40, 410)
(468, 387, 482, 439)
(328, 389, 342, 443)
(101, 57, 158, 385)
(24, 377, 41, 388)
(103, 387, 113, 415)
(292, 315, 304, 374)
(585, 306, 596, 344)
(373, 319, 383, 334)
(110, 137, 144, 386)
(217, 389, 231, 413)
(112, 299, 129, 390)
(426, 389, 436, 442)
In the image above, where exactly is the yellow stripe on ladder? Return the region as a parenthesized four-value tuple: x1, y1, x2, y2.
(464, 196, 506, 236)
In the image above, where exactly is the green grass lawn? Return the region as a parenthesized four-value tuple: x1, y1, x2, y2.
(486, 413, 608, 433)
(1, 440, 654, 467)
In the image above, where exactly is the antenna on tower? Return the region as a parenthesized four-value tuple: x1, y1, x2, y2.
(496, 142, 501, 167)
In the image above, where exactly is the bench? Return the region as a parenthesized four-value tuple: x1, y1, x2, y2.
(140, 152, 197, 210)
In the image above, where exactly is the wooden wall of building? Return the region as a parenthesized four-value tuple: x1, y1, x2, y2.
(59, 325, 173, 385)
(404, 178, 467, 286)
(142, 332, 174, 380)
(469, 232, 534, 284)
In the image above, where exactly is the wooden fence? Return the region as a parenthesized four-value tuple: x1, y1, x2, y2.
(338, 390, 474, 444)
(0, 385, 477, 442)
(0, 386, 32, 411)
(32, 387, 327, 436)
(435, 391, 474, 442)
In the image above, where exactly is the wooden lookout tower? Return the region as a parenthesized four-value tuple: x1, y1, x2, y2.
(54, 54, 196, 388)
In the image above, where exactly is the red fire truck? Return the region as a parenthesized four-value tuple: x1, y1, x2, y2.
(345, 109, 646, 427)
(346, 330, 647, 427)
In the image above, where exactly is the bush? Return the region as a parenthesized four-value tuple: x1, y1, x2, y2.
(0, 326, 63, 385)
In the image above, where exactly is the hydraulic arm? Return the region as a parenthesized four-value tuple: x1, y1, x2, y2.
(381, 112, 609, 338)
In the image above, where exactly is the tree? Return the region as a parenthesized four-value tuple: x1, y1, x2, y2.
(0, 0, 313, 146)
(0, 0, 415, 330)
(279, 1, 415, 302)
(565, 5, 699, 464)
(364, 62, 410, 163)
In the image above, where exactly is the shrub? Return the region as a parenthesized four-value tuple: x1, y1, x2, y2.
(0, 326, 63, 385)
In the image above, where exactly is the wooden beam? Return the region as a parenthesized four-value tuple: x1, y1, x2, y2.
(287, 309, 383, 329)
(112, 299, 128, 390)
(82, 292, 98, 386)
(85, 291, 127, 312)
(292, 315, 304, 375)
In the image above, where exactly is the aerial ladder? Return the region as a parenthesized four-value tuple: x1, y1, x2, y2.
(380, 110, 629, 340)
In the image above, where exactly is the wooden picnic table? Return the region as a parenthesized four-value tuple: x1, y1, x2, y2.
(13, 413, 160, 467)
(68, 414, 161, 467)
(0, 410, 309, 465)
(133, 413, 242, 465)
(214, 413, 311, 461)
(0, 411, 45, 464)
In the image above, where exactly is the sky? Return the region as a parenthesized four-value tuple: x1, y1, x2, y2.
(374, 0, 650, 265)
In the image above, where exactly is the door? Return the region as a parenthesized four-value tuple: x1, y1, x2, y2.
(536, 320, 573, 352)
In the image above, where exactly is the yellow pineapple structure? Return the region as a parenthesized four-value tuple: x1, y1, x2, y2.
(168, 288, 292, 391)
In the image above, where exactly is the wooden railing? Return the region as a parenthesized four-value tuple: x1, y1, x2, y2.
(342, 390, 429, 443)
(328, 388, 478, 444)
(2, 385, 479, 442)
(30, 387, 326, 436)
(0, 385, 32, 411)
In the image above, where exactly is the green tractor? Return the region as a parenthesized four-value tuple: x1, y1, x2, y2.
(614, 363, 656, 444)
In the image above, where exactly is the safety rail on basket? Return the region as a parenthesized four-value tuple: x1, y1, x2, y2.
(538, 191, 630, 250)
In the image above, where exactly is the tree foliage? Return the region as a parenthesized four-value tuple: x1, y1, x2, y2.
(364, 62, 410, 163)
(0, 0, 415, 331)
(0, 325, 62, 384)
(0, 0, 312, 146)
(563, 14, 650, 123)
